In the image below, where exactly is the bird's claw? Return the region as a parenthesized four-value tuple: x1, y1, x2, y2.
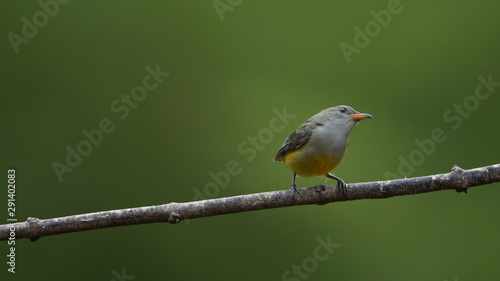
(326, 173, 347, 196)
(337, 179, 347, 196)
(291, 183, 301, 199)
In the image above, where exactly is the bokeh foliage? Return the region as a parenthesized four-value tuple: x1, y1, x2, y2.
(1, 0, 499, 280)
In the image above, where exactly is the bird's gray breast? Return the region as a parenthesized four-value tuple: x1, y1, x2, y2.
(308, 124, 349, 161)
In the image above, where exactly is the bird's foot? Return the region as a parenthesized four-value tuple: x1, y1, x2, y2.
(326, 173, 347, 196)
(337, 178, 347, 196)
(291, 183, 301, 199)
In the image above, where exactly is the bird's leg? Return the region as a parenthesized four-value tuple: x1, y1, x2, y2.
(326, 173, 347, 195)
(291, 173, 301, 198)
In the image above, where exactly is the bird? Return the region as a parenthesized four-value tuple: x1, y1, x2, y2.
(273, 105, 372, 198)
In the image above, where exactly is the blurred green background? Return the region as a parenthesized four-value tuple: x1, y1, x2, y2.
(2, 0, 500, 280)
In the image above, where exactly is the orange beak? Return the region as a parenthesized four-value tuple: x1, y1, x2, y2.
(350, 113, 373, 122)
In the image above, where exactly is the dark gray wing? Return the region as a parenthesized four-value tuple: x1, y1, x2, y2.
(273, 124, 313, 162)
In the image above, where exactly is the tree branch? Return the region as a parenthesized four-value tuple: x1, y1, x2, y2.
(2, 164, 499, 242)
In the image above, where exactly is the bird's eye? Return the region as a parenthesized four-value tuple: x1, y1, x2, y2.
(339, 107, 347, 113)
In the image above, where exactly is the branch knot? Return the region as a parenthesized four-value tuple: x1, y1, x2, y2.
(26, 217, 41, 242)
(314, 185, 327, 193)
(168, 212, 181, 224)
(452, 165, 468, 193)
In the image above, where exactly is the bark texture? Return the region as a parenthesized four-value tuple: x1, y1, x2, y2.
(1, 164, 499, 242)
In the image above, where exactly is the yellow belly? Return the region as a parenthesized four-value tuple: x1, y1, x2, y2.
(282, 149, 341, 178)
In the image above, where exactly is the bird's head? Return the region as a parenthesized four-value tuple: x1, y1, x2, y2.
(320, 105, 372, 132)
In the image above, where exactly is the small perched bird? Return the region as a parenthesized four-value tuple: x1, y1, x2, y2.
(273, 105, 372, 197)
